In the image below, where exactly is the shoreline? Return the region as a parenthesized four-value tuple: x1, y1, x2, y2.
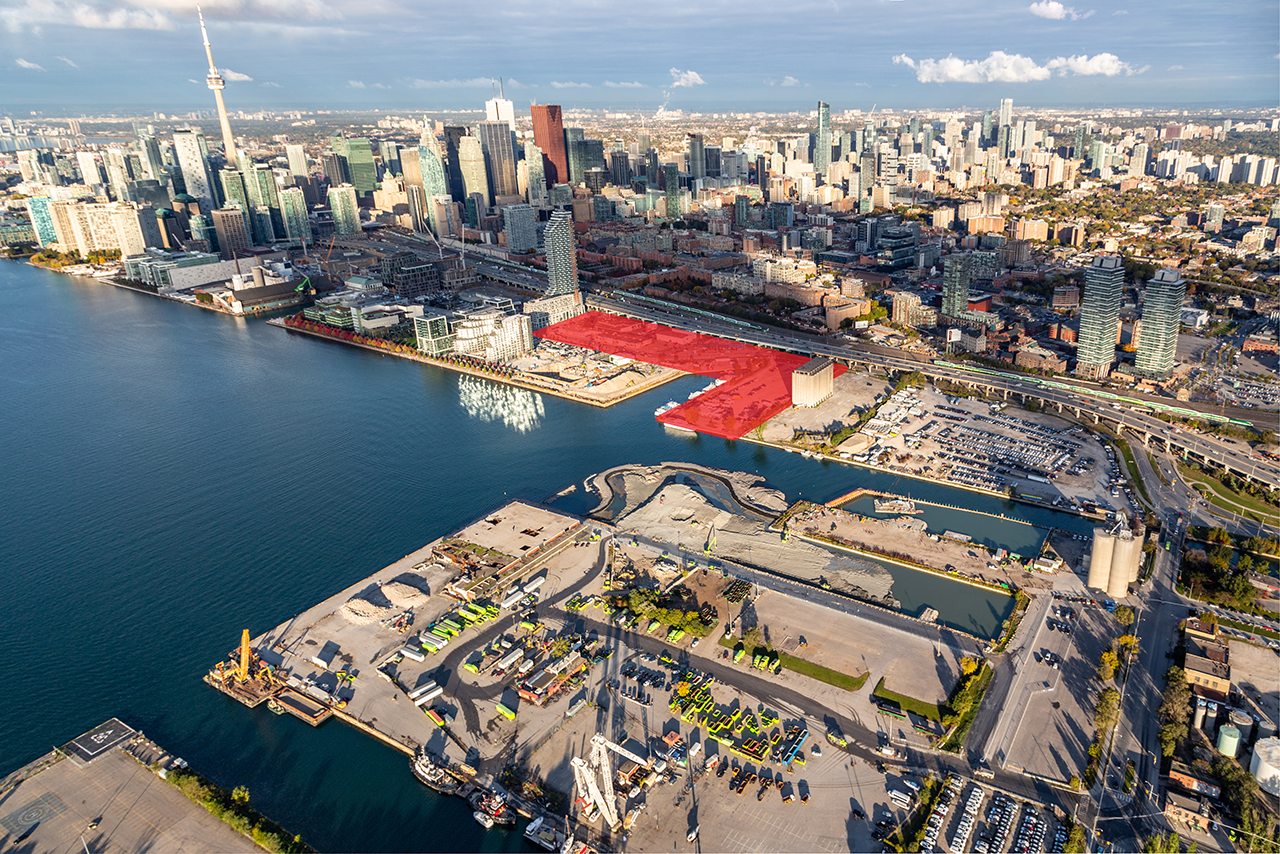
(270, 316, 685, 410)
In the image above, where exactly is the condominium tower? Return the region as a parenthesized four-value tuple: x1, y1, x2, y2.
(1075, 255, 1124, 379)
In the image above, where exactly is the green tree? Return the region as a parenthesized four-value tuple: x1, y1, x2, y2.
(1095, 687, 1121, 733)
(232, 785, 250, 805)
(1142, 831, 1182, 853)
(1063, 824, 1087, 853)
(1097, 650, 1119, 681)
(1115, 605, 1135, 627)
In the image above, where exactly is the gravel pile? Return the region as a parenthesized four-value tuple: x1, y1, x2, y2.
(382, 579, 429, 607)
(340, 592, 396, 625)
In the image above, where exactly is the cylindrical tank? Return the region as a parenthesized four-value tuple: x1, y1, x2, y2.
(1107, 533, 1136, 599)
(1251, 737, 1280, 796)
(1218, 724, 1241, 758)
(1194, 699, 1207, 730)
(1088, 528, 1114, 590)
(1231, 709, 1256, 743)
(1127, 535, 1142, 582)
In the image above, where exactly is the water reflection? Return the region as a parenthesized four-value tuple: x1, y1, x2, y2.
(457, 375, 545, 433)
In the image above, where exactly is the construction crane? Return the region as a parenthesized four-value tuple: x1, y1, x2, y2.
(235, 629, 252, 681)
(569, 734, 648, 832)
(322, 233, 338, 278)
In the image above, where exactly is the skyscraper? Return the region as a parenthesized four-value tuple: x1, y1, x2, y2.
(502, 203, 537, 254)
(998, 98, 1013, 131)
(211, 207, 252, 259)
(279, 186, 309, 245)
(1075, 255, 1124, 379)
(530, 105, 568, 188)
(196, 3, 237, 161)
(479, 121, 518, 199)
(443, 126, 468, 201)
(417, 139, 449, 236)
(458, 136, 490, 208)
(686, 134, 706, 181)
(328, 184, 359, 236)
(485, 92, 515, 127)
(814, 102, 831, 177)
(544, 209, 578, 296)
(341, 138, 377, 199)
(173, 129, 217, 213)
(1135, 269, 1186, 378)
(565, 127, 585, 185)
(664, 163, 680, 218)
(285, 144, 307, 177)
(941, 253, 970, 318)
(524, 142, 547, 206)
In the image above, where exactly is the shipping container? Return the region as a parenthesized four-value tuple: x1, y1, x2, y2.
(424, 709, 445, 726)
(496, 702, 516, 720)
(501, 591, 524, 610)
(523, 576, 546, 593)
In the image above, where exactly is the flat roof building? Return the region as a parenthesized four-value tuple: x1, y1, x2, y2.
(792, 356, 834, 408)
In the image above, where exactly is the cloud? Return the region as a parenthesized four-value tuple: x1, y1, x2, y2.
(895, 50, 1140, 82)
(188, 78, 200, 84)
(54, 55, 77, 67)
(348, 80, 366, 88)
(550, 80, 591, 88)
(669, 67, 705, 87)
(781, 76, 801, 87)
(1167, 64, 1183, 71)
(260, 81, 280, 87)
(505, 78, 529, 88)
(604, 81, 645, 88)
(1046, 53, 1140, 76)
(1028, 1, 1093, 20)
(1112, 8, 1128, 13)
(16, 58, 45, 70)
(221, 68, 253, 82)
(406, 77, 499, 88)
(372, 82, 389, 89)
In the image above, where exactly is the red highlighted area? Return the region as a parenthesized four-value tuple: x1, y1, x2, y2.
(535, 311, 844, 440)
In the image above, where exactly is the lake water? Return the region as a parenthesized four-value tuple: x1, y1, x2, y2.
(0, 262, 1088, 850)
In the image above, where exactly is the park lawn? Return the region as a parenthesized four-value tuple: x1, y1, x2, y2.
(1178, 463, 1279, 526)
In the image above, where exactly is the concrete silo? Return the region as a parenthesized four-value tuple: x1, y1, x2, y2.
(1107, 530, 1139, 599)
(1087, 528, 1114, 590)
(1251, 737, 1280, 797)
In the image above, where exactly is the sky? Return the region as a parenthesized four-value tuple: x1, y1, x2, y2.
(1, 0, 1277, 114)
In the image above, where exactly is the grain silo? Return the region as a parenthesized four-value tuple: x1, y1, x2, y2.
(1087, 528, 1115, 590)
(1230, 709, 1256, 744)
(1107, 530, 1139, 599)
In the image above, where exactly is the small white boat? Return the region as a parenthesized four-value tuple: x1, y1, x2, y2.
(687, 825, 700, 842)
(474, 810, 495, 829)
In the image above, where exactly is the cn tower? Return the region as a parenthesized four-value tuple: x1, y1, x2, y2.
(197, 3, 237, 162)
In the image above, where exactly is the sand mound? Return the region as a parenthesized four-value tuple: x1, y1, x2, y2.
(340, 587, 397, 625)
(382, 579, 429, 607)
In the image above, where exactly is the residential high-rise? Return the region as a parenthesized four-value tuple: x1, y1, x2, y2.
(982, 111, 994, 147)
(24, 196, 58, 246)
(687, 133, 706, 181)
(1135, 269, 1186, 378)
(664, 163, 680, 218)
(196, 3, 237, 161)
(502, 203, 537, 254)
(173, 129, 217, 212)
(104, 149, 132, 201)
(998, 97, 1013, 130)
(279, 186, 309, 245)
(1131, 143, 1150, 177)
(1075, 255, 1124, 379)
(211, 207, 252, 259)
(544, 209, 578, 297)
(443, 126, 468, 200)
(478, 121, 518, 200)
(458, 136, 490, 207)
(340, 138, 377, 199)
(530, 105, 568, 188)
(565, 127, 585, 185)
(285, 144, 307, 177)
(219, 168, 250, 215)
(814, 101, 831, 177)
(524, 142, 547, 206)
(941, 253, 970, 318)
(328, 184, 360, 236)
(417, 139, 449, 235)
(76, 151, 104, 186)
(138, 134, 164, 181)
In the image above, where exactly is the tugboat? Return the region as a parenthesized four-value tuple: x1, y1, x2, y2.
(410, 749, 460, 795)
(523, 817, 567, 851)
(469, 788, 516, 826)
(473, 810, 495, 829)
(873, 497, 922, 515)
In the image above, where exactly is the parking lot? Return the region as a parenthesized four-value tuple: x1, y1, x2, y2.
(920, 776, 1067, 853)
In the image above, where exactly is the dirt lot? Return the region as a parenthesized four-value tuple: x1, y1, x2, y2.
(760, 371, 893, 444)
(1228, 639, 1280, 727)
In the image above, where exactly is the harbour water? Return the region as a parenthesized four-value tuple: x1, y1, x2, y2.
(0, 263, 1089, 850)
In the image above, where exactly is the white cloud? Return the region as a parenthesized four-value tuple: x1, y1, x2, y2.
(372, 82, 389, 89)
(1112, 8, 1128, 13)
(894, 51, 1051, 83)
(1029, 1, 1093, 20)
(604, 80, 645, 88)
(1167, 64, 1183, 71)
(407, 77, 498, 89)
(669, 67, 705, 88)
(54, 55, 78, 67)
(221, 68, 252, 81)
(188, 78, 200, 84)
(1046, 53, 1140, 76)
(550, 80, 591, 88)
(895, 50, 1140, 82)
(781, 76, 801, 87)
(505, 78, 529, 89)
(348, 80, 366, 88)
(16, 57, 45, 70)
(260, 81, 280, 87)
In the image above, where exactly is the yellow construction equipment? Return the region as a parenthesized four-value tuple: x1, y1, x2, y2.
(236, 629, 252, 681)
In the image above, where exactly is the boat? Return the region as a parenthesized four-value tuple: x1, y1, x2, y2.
(687, 825, 700, 842)
(410, 750, 460, 795)
(266, 697, 287, 715)
(474, 810, 495, 829)
(654, 400, 680, 417)
(469, 789, 516, 826)
(873, 497, 922, 515)
(524, 817, 567, 852)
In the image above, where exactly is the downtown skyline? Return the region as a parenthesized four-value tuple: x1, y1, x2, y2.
(2, 0, 1278, 113)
